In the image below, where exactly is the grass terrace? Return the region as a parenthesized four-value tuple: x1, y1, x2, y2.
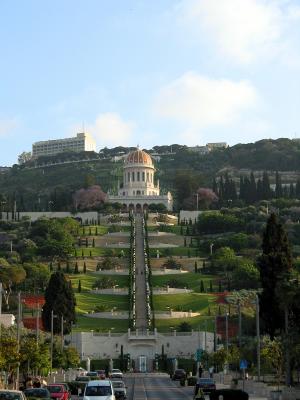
(75, 292, 129, 314)
(73, 315, 129, 332)
(151, 272, 218, 293)
(153, 292, 217, 313)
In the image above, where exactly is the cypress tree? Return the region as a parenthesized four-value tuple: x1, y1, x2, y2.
(89, 227, 92, 235)
(92, 238, 95, 247)
(218, 281, 222, 292)
(180, 225, 183, 235)
(194, 261, 198, 273)
(81, 249, 84, 257)
(258, 213, 292, 337)
(262, 171, 272, 199)
(83, 262, 87, 274)
(85, 238, 88, 247)
(78, 280, 81, 293)
(57, 262, 61, 271)
(209, 280, 213, 292)
(186, 226, 190, 236)
(200, 280, 204, 292)
(184, 237, 187, 247)
(275, 171, 283, 198)
(66, 261, 70, 273)
(289, 183, 295, 199)
(74, 262, 79, 274)
(95, 227, 98, 235)
(42, 271, 76, 334)
(49, 262, 53, 271)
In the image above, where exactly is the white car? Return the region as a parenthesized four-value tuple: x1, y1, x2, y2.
(109, 369, 123, 379)
(83, 380, 115, 400)
(111, 381, 127, 399)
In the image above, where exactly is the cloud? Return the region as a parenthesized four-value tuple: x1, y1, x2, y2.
(0, 118, 19, 137)
(87, 112, 136, 147)
(176, 0, 300, 64)
(153, 72, 259, 133)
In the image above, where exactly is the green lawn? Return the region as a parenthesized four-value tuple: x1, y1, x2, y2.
(153, 292, 217, 312)
(155, 315, 215, 332)
(151, 272, 217, 293)
(73, 315, 129, 332)
(75, 292, 129, 313)
(69, 273, 129, 291)
(79, 225, 108, 236)
(150, 247, 199, 257)
(75, 247, 129, 257)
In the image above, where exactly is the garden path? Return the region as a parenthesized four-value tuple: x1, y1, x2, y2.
(135, 214, 147, 329)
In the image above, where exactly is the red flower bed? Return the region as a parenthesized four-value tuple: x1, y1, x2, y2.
(22, 317, 44, 330)
(216, 315, 238, 339)
(216, 291, 230, 304)
(22, 295, 45, 309)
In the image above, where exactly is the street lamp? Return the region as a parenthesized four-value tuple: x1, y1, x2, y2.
(194, 193, 199, 211)
(210, 243, 214, 256)
(225, 312, 229, 353)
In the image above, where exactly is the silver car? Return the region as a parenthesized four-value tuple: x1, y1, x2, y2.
(111, 381, 126, 399)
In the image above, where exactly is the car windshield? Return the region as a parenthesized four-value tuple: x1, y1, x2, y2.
(85, 387, 112, 396)
(199, 379, 214, 384)
(112, 382, 124, 388)
(0, 392, 22, 400)
(46, 386, 63, 393)
(112, 370, 121, 373)
(24, 389, 50, 398)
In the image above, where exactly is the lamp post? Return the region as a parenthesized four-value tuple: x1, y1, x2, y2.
(210, 243, 214, 256)
(256, 295, 261, 381)
(238, 300, 242, 348)
(225, 313, 229, 353)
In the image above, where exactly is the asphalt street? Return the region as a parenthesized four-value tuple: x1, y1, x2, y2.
(123, 374, 268, 400)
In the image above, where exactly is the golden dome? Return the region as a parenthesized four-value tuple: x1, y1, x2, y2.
(125, 149, 153, 166)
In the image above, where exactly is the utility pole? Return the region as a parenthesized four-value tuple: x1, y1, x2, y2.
(0, 282, 2, 338)
(36, 303, 40, 345)
(256, 295, 261, 381)
(225, 313, 229, 353)
(238, 300, 242, 348)
(214, 316, 217, 352)
(16, 292, 21, 389)
(285, 306, 291, 385)
(50, 310, 54, 375)
(61, 315, 64, 352)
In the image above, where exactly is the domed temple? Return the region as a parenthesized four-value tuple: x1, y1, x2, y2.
(108, 148, 173, 211)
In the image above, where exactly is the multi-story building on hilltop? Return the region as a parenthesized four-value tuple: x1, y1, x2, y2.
(32, 132, 96, 157)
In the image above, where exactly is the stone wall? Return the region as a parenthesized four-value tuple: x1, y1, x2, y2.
(179, 210, 203, 224)
(69, 329, 214, 362)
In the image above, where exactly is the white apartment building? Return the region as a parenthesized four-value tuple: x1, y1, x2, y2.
(32, 132, 96, 157)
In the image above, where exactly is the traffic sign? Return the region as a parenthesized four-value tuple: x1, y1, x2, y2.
(240, 359, 248, 369)
(195, 348, 203, 362)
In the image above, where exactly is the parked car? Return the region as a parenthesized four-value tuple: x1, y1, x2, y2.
(86, 372, 98, 377)
(111, 381, 126, 399)
(209, 389, 248, 400)
(195, 378, 216, 394)
(0, 390, 26, 400)
(83, 380, 115, 400)
(46, 385, 69, 400)
(109, 369, 123, 379)
(96, 371, 106, 380)
(23, 388, 51, 400)
(172, 369, 186, 381)
(55, 384, 71, 400)
(75, 377, 90, 382)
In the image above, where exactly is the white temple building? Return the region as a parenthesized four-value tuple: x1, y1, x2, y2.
(108, 148, 173, 211)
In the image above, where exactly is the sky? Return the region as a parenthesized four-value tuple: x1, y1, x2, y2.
(1, 0, 300, 165)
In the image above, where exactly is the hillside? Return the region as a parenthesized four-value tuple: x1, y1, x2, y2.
(1, 138, 300, 211)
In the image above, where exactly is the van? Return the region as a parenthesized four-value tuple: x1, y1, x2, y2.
(83, 380, 115, 400)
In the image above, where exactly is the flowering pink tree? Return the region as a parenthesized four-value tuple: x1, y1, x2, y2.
(183, 187, 218, 210)
(73, 185, 107, 210)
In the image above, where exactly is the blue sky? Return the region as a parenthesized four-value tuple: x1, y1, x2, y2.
(1, 0, 300, 165)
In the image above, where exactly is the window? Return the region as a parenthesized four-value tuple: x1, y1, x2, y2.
(137, 171, 140, 181)
(147, 172, 149, 181)
(132, 172, 135, 182)
(128, 172, 130, 182)
(137, 190, 141, 195)
(142, 172, 145, 181)
(85, 386, 112, 396)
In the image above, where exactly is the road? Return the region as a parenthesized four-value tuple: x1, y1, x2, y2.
(123, 374, 268, 400)
(134, 215, 147, 329)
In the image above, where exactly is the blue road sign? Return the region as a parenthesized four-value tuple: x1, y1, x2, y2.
(195, 348, 203, 362)
(240, 359, 248, 369)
